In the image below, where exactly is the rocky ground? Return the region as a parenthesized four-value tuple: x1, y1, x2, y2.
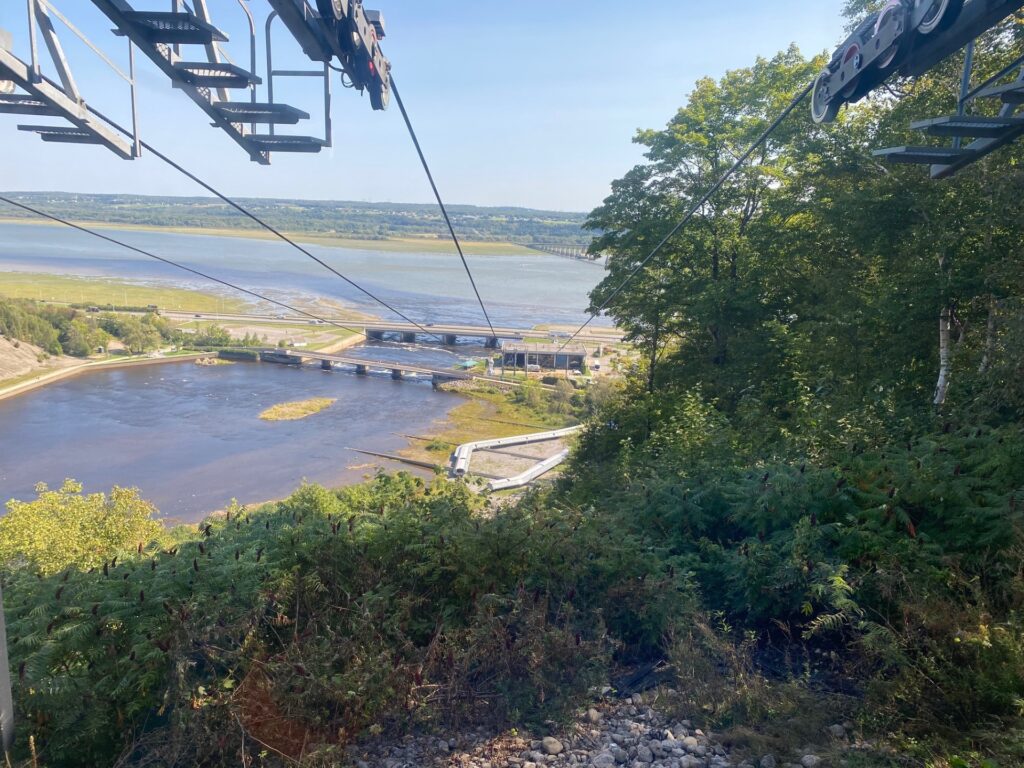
(345, 693, 852, 768)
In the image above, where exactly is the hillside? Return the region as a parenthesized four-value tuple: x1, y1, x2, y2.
(0, 192, 591, 246)
(0, 336, 76, 386)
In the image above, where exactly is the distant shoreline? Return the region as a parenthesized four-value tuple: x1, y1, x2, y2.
(0, 352, 208, 404)
(0, 216, 539, 256)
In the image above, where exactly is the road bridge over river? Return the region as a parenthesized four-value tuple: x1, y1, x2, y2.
(165, 311, 623, 347)
(256, 349, 551, 390)
(361, 321, 622, 347)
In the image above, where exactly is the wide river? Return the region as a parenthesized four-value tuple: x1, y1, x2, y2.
(0, 223, 607, 521)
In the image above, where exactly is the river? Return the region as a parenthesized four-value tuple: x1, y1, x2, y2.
(0, 223, 607, 521)
(0, 222, 609, 327)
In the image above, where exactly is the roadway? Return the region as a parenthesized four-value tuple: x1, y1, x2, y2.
(161, 311, 623, 343)
(273, 349, 553, 390)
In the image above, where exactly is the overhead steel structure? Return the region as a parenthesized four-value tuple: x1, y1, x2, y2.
(810, 0, 1024, 177)
(0, 0, 392, 163)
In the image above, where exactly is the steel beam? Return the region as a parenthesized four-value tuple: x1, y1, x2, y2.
(265, 0, 333, 62)
(90, 0, 271, 163)
(0, 45, 134, 157)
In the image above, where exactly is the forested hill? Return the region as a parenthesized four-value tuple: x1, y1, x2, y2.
(0, 191, 590, 245)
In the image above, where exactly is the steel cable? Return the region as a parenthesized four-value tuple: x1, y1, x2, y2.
(82, 105, 444, 344)
(558, 80, 815, 351)
(391, 78, 498, 338)
(0, 195, 369, 338)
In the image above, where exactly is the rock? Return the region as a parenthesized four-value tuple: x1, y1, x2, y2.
(760, 756, 777, 768)
(592, 752, 616, 768)
(524, 762, 537, 768)
(801, 757, 821, 768)
(636, 745, 654, 763)
(543, 737, 565, 756)
(681, 736, 699, 752)
(611, 745, 629, 763)
(587, 708, 603, 724)
(827, 723, 846, 739)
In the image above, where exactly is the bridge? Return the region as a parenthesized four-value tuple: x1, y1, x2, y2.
(523, 243, 605, 264)
(365, 322, 522, 347)
(360, 320, 622, 346)
(161, 311, 623, 346)
(255, 348, 549, 389)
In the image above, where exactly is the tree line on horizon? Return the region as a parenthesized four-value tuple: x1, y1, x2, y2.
(0, 192, 592, 246)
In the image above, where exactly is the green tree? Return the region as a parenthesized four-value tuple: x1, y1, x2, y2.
(0, 480, 163, 575)
(549, 379, 576, 415)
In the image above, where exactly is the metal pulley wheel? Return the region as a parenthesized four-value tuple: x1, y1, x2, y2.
(874, 0, 906, 69)
(916, 0, 964, 34)
(811, 70, 840, 124)
(316, 0, 349, 22)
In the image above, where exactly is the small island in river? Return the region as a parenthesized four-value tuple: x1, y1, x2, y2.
(259, 397, 337, 422)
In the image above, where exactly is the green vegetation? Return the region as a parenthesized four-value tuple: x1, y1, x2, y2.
(3, 476, 683, 766)
(0, 480, 162, 576)
(0, 193, 590, 247)
(0, 272, 246, 314)
(3, 9, 1024, 767)
(0, 297, 266, 359)
(563, 25, 1024, 764)
(259, 397, 337, 422)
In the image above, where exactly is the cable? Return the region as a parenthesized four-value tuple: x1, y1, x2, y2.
(82, 104, 444, 344)
(558, 80, 815, 351)
(0, 195, 368, 338)
(135, 137, 444, 342)
(390, 78, 498, 338)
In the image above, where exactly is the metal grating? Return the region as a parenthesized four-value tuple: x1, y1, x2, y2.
(172, 61, 260, 89)
(18, 124, 103, 144)
(974, 80, 1024, 104)
(872, 145, 970, 164)
(911, 114, 1024, 138)
(246, 134, 325, 153)
(0, 94, 61, 116)
(213, 101, 309, 125)
(122, 11, 227, 45)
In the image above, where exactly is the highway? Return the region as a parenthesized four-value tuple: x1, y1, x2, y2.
(161, 311, 623, 343)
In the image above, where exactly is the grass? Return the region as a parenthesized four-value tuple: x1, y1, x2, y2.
(259, 397, 337, 422)
(401, 387, 575, 465)
(0, 217, 537, 256)
(0, 272, 248, 313)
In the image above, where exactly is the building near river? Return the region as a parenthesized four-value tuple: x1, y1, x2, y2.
(501, 342, 588, 372)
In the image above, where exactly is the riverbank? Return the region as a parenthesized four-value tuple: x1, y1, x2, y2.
(0, 351, 207, 403)
(0, 216, 537, 256)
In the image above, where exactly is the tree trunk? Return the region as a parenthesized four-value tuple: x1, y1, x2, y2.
(647, 316, 661, 395)
(934, 305, 952, 407)
(979, 296, 999, 374)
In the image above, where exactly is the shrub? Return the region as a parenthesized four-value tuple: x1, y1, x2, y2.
(5, 475, 695, 766)
(0, 480, 163, 575)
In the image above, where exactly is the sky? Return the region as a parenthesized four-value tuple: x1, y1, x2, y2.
(0, 1, 848, 212)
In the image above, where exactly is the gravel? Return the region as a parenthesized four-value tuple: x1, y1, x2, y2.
(344, 695, 841, 768)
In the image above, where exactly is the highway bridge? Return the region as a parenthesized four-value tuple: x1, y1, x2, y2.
(523, 244, 604, 263)
(256, 349, 551, 390)
(163, 311, 624, 345)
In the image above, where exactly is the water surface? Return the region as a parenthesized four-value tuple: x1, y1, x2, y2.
(0, 359, 461, 522)
(0, 223, 608, 520)
(0, 222, 609, 327)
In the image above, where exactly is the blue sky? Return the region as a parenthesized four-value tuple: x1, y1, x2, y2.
(0, 1, 847, 212)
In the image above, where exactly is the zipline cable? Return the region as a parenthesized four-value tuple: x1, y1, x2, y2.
(0, 195, 370, 339)
(558, 80, 815, 351)
(390, 78, 498, 338)
(82, 105, 444, 344)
